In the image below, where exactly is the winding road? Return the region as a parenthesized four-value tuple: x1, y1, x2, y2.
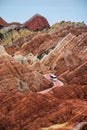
(38, 73, 64, 94)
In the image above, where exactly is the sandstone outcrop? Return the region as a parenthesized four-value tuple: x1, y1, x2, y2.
(41, 32, 87, 84)
(21, 33, 52, 56)
(22, 14, 50, 31)
(0, 17, 8, 28)
(0, 45, 53, 93)
(0, 15, 87, 130)
(1, 21, 87, 59)
(0, 27, 36, 56)
(48, 21, 87, 35)
(0, 85, 87, 130)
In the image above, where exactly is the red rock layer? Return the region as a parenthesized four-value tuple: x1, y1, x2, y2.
(21, 33, 53, 56)
(61, 61, 87, 85)
(2, 22, 87, 59)
(0, 17, 8, 28)
(22, 14, 50, 31)
(41, 32, 87, 85)
(0, 85, 87, 130)
(0, 48, 53, 93)
(0, 18, 87, 130)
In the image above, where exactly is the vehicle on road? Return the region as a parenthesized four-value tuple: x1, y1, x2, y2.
(38, 73, 64, 94)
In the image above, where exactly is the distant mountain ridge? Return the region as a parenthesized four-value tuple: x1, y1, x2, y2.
(0, 14, 50, 31)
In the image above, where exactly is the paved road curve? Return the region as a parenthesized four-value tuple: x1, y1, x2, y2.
(38, 73, 64, 94)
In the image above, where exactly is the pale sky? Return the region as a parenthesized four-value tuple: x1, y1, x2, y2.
(0, 0, 87, 25)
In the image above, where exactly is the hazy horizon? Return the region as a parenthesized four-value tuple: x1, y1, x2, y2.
(0, 0, 87, 25)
